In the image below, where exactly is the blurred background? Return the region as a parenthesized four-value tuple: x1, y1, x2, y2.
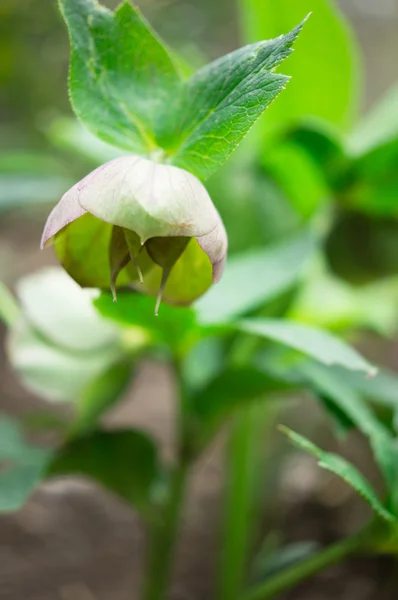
(1, 1, 398, 599)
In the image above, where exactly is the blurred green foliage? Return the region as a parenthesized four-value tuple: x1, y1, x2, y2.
(2, 1, 398, 599)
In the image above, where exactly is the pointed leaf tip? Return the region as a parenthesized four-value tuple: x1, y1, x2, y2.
(279, 425, 396, 523)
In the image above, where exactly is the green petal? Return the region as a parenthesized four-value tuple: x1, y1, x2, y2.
(109, 226, 132, 300)
(54, 213, 134, 289)
(140, 238, 212, 307)
(145, 236, 191, 315)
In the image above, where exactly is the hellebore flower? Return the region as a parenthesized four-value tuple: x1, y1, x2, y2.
(41, 156, 227, 314)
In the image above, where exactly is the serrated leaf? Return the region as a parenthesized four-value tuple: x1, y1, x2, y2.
(239, 0, 360, 131)
(196, 232, 316, 325)
(371, 433, 398, 514)
(60, 0, 306, 177)
(297, 362, 398, 513)
(47, 428, 160, 515)
(281, 426, 395, 523)
(162, 20, 306, 180)
(238, 319, 375, 375)
(59, 0, 181, 153)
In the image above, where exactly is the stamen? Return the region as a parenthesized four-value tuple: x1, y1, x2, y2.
(109, 225, 131, 301)
(111, 281, 118, 303)
(128, 247, 144, 284)
(154, 269, 170, 316)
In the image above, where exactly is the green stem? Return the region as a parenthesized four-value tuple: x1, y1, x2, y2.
(218, 335, 272, 600)
(219, 405, 270, 600)
(142, 358, 191, 600)
(242, 531, 366, 600)
(142, 462, 189, 600)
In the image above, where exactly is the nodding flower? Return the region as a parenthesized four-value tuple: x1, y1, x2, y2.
(41, 155, 227, 314)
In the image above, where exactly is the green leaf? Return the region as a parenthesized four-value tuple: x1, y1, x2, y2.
(21, 412, 70, 434)
(320, 396, 356, 439)
(331, 366, 398, 409)
(7, 268, 129, 404)
(16, 267, 119, 352)
(343, 142, 398, 217)
(349, 84, 398, 155)
(258, 353, 398, 510)
(296, 361, 398, 512)
(297, 361, 385, 439)
(162, 19, 307, 180)
(282, 122, 347, 188)
(0, 416, 51, 512)
(192, 367, 290, 433)
(60, 0, 305, 177)
(325, 211, 398, 285)
(59, 0, 181, 153)
(262, 141, 329, 219)
(207, 156, 301, 255)
(94, 290, 199, 352)
(281, 426, 395, 523)
(76, 360, 133, 432)
(239, 0, 360, 131)
(0, 282, 19, 327)
(238, 319, 375, 376)
(7, 317, 123, 403)
(182, 337, 226, 392)
(250, 540, 319, 584)
(196, 232, 316, 325)
(289, 267, 398, 335)
(47, 429, 160, 515)
(371, 433, 398, 514)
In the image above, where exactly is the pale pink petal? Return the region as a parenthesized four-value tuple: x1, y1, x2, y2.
(76, 155, 221, 241)
(40, 183, 87, 249)
(196, 218, 228, 283)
